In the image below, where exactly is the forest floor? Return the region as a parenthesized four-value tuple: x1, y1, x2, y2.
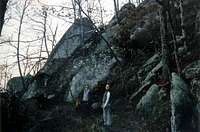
(28, 98, 145, 132)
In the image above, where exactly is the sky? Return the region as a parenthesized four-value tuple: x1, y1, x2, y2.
(0, 0, 139, 88)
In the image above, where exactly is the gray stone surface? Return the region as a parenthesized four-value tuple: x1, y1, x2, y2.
(7, 75, 32, 97)
(170, 73, 195, 132)
(136, 84, 166, 118)
(42, 18, 94, 74)
(190, 78, 200, 130)
(22, 18, 119, 101)
(191, 78, 200, 103)
(23, 80, 41, 99)
(143, 61, 162, 84)
(137, 54, 161, 82)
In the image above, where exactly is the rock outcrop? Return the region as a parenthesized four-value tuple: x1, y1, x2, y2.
(137, 53, 161, 82)
(7, 75, 33, 97)
(182, 60, 200, 131)
(22, 17, 119, 101)
(4, 0, 200, 131)
(136, 84, 166, 118)
(170, 73, 196, 132)
(136, 84, 170, 131)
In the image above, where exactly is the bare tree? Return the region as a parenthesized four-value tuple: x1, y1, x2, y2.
(136, 0, 140, 5)
(116, 0, 119, 11)
(17, 0, 30, 90)
(71, 0, 77, 22)
(0, 0, 9, 35)
(23, 43, 30, 76)
(179, 0, 187, 50)
(42, 7, 50, 57)
(0, 62, 11, 90)
(156, 0, 171, 81)
(48, 24, 58, 49)
(77, 0, 84, 45)
(98, 0, 104, 25)
(167, 0, 181, 74)
(74, 0, 121, 64)
(113, 0, 120, 24)
(157, 0, 183, 76)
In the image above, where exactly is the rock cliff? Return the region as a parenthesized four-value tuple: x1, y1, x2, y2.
(3, 0, 200, 131)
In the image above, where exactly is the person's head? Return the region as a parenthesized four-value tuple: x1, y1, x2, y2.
(85, 85, 89, 89)
(105, 83, 110, 90)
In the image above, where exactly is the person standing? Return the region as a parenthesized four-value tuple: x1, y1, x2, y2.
(102, 83, 112, 128)
(82, 85, 90, 104)
(81, 85, 91, 114)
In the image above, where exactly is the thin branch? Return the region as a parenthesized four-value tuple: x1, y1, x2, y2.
(17, 0, 30, 91)
(37, 0, 74, 10)
(0, 37, 43, 45)
(42, 10, 50, 57)
(74, 0, 121, 64)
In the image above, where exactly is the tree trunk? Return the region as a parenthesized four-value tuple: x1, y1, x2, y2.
(0, 0, 9, 36)
(113, 0, 120, 24)
(98, 0, 104, 25)
(17, 0, 29, 91)
(116, 0, 119, 12)
(158, 0, 171, 82)
(167, 3, 181, 75)
(71, 0, 77, 22)
(43, 10, 50, 57)
(179, 0, 187, 49)
(77, 0, 84, 45)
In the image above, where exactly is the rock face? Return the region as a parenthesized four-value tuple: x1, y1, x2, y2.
(190, 78, 200, 129)
(4, 0, 200, 132)
(21, 0, 200, 103)
(137, 54, 161, 82)
(7, 75, 32, 97)
(42, 18, 95, 74)
(183, 60, 200, 131)
(170, 73, 195, 132)
(191, 78, 200, 103)
(136, 84, 170, 131)
(22, 18, 119, 101)
(136, 84, 165, 118)
(183, 60, 200, 101)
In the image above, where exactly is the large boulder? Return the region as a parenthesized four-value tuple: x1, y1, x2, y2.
(130, 27, 152, 45)
(190, 78, 200, 130)
(136, 84, 167, 118)
(170, 73, 196, 132)
(182, 60, 200, 127)
(7, 74, 33, 97)
(136, 84, 170, 131)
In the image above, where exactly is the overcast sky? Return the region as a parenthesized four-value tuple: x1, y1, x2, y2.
(0, 0, 138, 80)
